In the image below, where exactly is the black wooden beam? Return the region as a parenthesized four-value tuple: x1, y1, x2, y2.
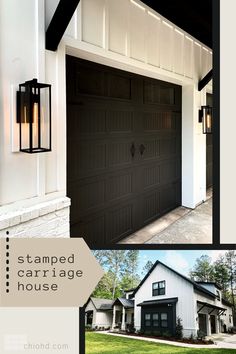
(198, 69, 213, 91)
(46, 0, 80, 51)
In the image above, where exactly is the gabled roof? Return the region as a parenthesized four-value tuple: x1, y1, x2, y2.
(113, 298, 134, 309)
(90, 297, 114, 311)
(132, 260, 216, 299)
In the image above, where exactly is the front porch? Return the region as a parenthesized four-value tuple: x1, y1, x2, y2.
(111, 299, 134, 331)
(197, 300, 227, 336)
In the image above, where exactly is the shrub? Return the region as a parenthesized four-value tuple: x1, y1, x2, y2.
(197, 330, 206, 340)
(85, 325, 93, 331)
(162, 331, 171, 338)
(175, 317, 183, 339)
(126, 323, 136, 334)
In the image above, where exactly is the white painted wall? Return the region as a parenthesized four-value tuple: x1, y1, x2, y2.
(0, 0, 213, 235)
(85, 300, 113, 328)
(134, 263, 197, 337)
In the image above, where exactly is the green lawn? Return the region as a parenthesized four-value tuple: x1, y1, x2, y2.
(86, 332, 236, 354)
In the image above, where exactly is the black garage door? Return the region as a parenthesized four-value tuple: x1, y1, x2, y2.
(66, 56, 182, 245)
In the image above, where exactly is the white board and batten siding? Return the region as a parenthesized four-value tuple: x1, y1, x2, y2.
(134, 263, 197, 337)
(63, 0, 212, 84)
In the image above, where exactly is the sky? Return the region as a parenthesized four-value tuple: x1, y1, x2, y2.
(137, 250, 228, 278)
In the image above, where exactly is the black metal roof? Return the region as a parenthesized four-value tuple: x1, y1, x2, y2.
(142, 0, 212, 48)
(137, 297, 178, 307)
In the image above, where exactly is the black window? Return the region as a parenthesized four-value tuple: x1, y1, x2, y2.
(153, 313, 159, 327)
(216, 290, 220, 301)
(161, 313, 168, 328)
(145, 314, 151, 327)
(152, 281, 166, 296)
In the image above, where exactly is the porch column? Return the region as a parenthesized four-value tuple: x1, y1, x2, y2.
(182, 84, 207, 208)
(216, 315, 220, 334)
(121, 307, 126, 331)
(112, 306, 116, 330)
(206, 314, 211, 336)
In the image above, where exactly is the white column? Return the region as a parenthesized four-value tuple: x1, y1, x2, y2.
(112, 306, 116, 330)
(121, 307, 126, 331)
(206, 314, 211, 336)
(216, 315, 220, 334)
(182, 84, 206, 208)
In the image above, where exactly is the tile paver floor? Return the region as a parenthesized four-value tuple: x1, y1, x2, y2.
(120, 191, 212, 244)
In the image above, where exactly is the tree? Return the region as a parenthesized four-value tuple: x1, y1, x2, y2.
(124, 250, 140, 289)
(142, 260, 154, 275)
(189, 255, 215, 282)
(93, 250, 140, 299)
(175, 317, 183, 339)
(213, 256, 230, 297)
(225, 251, 236, 311)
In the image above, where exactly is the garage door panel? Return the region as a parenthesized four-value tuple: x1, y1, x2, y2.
(106, 171, 134, 203)
(143, 164, 161, 190)
(107, 110, 134, 133)
(143, 191, 161, 224)
(160, 183, 181, 213)
(107, 204, 133, 243)
(67, 56, 182, 244)
(143, 111, 174, 131)
(69, 179, 106, 222)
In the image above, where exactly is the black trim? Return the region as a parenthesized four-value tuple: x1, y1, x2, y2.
(138, 297, 178, 307)
(197, 300, 226, 313)
(46, 0, 80, 51)
(152, 281, 166, 296)
(198, 70, 213, 91)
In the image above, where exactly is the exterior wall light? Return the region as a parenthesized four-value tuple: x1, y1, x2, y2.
(17, 78, 51, 153)
(199, 105, 212, 134)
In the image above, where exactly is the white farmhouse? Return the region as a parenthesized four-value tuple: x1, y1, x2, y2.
(85, 260, 234, 337)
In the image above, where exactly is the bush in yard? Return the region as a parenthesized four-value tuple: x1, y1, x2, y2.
(197, 330, 206, 340)
(152, 330, 161, 337)
(162, 331, 171, 338)
(126, 322, 136, 334)
(85, 325, 93, 331)
(175, 317, 183, 339)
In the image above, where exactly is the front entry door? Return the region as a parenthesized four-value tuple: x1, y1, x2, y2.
(199, 314, 207, 335)
(67, 56, 182, 246)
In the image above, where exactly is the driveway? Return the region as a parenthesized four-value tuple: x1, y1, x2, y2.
(120, 195, 212, 244)
(208, 334, 236, 349)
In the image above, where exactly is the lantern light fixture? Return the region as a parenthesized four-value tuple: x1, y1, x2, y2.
(17, 78, 51, 153)
(199, 105, 212, 134)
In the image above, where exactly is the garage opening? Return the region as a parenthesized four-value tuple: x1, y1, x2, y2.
(66, 56, 182, 246)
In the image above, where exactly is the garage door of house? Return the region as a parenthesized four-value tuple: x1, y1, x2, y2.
(67, 56, 182, 245)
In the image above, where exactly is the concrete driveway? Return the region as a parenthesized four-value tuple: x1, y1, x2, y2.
(120, 195, 212, 244)
(208, 333, 236, 349)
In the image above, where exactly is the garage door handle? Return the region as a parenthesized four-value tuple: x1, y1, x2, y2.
(130, 143, 136, 158)
(139, 144, 145, 155)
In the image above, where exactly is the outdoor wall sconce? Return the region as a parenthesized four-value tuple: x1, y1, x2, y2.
(17, 78, 51, 153)
(199, 106, 212, 134)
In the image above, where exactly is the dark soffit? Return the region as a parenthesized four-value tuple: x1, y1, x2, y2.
(141, 0, 212, 48)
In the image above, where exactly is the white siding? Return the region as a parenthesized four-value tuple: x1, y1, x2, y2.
(134, 263, 196, 337)
(95, 311, 113, 328)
